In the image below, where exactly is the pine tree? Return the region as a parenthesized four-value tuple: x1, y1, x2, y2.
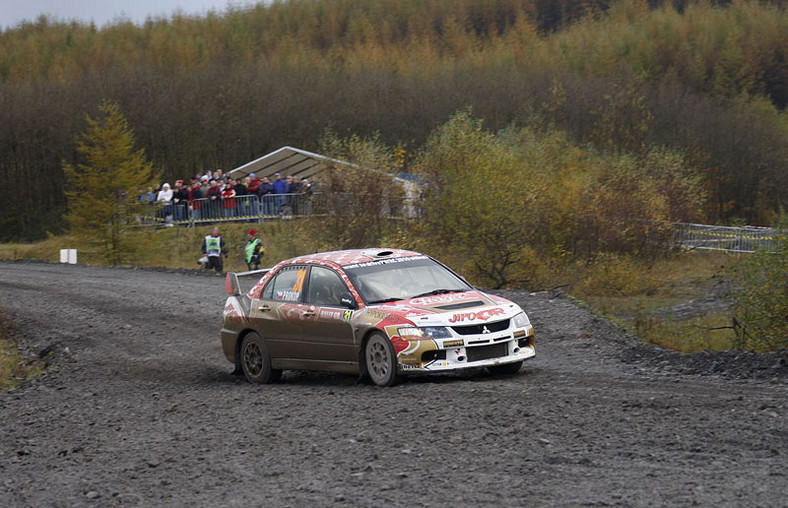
(63, 101, 158, 265)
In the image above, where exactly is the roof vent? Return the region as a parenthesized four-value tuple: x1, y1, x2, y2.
(361, 249, 395, 259)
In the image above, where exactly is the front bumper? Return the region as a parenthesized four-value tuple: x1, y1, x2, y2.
(396, 324, 535, 372)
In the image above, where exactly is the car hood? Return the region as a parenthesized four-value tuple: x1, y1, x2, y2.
(363, 290, 523, 327)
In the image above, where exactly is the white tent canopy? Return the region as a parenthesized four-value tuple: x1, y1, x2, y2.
(228, 146, 355, 182)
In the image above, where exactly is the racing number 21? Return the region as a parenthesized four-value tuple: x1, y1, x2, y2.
(293, 268, 307, 293)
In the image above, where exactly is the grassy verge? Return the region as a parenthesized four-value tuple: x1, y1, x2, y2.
(0, 220, 330, 271)
(0, 314, 47, 390)
(572, 251, 742, 352)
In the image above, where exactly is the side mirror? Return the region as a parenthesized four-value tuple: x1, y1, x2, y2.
(339, 293, 358, 310)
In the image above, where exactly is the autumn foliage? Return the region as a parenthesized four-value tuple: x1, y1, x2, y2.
(0, 0, 786, 244)
(63, 102, 158, 265)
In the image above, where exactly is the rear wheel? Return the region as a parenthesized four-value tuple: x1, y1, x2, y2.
(365, 333, 400, 387)
(487, 360, 523, 376)
(240, 332, 281, 384)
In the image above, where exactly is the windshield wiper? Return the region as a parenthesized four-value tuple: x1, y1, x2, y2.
(411, 288, 464, 299)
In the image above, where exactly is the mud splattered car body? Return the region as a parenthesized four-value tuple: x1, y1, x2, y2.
(221, 249, 535, 386)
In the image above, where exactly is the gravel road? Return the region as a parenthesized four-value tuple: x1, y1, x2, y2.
(1, 261, 786, 507)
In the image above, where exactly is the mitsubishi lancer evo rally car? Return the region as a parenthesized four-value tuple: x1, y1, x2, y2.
(221, 249, 535, 386)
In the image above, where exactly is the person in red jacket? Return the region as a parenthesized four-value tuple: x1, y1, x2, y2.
(188, 180, 203, 220)
(221, 179, 236, 218)
(244, 174, 259, 216)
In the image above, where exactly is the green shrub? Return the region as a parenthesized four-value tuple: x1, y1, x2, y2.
(731, 229, 788, 352)
(572, 253, 659, 298)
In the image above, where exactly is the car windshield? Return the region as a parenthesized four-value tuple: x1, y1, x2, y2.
(343, 255, 472, 304)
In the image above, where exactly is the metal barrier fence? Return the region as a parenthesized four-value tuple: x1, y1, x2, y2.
(133, 193, 313, 226)
(672, 222, 779, 253)
(130, 191, 415, 227)
(134, 197, 780, 254)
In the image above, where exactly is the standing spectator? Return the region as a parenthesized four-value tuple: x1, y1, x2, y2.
(172, 180, 189, 221)
(246, 174, 260, 216)
(157, 183, 174, 225)
(282, 175, 295, 217)
(139, 186, 157, 205)
(233, 176, 249, 217)
(205, 179, 222, 218)
(221, 179, 237, 218)
(272, 173, 288, 214)
(137, 186, 157, 224)
(258, 176, 274, 215)
(189, 180, 203, 220)
(258, 176, 273, 195)
(272, 173, 287, 193)
(300, 178, 313, 214)
(244, 229, 264, 270)
(201, 227, 227, 272)
(215, 169, 227, 191)
(157, 182, 173, 203)
(291, 176, 305, 213)
(246, 174, 259, 194)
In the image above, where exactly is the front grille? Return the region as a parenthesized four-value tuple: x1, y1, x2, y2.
(466, 342, 508, 362)
(451, 319, 510, 336)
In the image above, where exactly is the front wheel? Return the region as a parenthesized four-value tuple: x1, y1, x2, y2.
(240, 332, 281, 384)
(487, 360, 523, 376)
(365, 333, 400, 387)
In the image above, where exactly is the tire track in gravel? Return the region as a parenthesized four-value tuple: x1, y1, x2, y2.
(1, 261, 786, 507)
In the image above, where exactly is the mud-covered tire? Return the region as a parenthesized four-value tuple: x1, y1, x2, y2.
(487, 360, 523, 376)
(365, 332, 400, 387)
(240, 332, 281, 384)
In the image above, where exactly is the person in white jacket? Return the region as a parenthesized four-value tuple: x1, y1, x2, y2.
(156, 183, 174, 224)
(157, 183, 173, 202)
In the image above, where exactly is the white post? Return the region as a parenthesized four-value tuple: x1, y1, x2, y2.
(60, 249, 77, 264)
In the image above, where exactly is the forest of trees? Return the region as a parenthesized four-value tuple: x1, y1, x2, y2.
(1, 0, 786, 242)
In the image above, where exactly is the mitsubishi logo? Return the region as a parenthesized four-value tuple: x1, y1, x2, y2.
(482, 326, 491, 334)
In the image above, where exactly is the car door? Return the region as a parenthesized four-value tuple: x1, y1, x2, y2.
(253, 265, 309, 360)
(300, 265, 357, 363)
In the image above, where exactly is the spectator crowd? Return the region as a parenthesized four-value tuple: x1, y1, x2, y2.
(139, 169, 316, 225)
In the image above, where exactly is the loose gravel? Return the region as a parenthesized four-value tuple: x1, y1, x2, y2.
(0, 261, 786, 507)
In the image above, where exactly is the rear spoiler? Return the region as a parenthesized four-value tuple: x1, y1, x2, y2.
(225, 268, 271, 296)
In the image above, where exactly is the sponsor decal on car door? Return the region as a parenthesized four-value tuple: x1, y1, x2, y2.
(253, 266, 308, 359)
(300, 266, 356, 362)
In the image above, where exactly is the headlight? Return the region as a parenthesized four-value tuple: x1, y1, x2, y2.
(512, 311, 530, 329)
(398, 326, 452, 339)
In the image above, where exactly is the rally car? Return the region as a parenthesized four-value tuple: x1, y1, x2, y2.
(221, 248, 535, 386)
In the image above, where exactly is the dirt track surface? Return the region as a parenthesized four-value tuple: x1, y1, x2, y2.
(1, 261, 786, 507)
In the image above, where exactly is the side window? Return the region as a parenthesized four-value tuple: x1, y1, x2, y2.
(307, 266, 348, 307)
(261, 266, 308, 302)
